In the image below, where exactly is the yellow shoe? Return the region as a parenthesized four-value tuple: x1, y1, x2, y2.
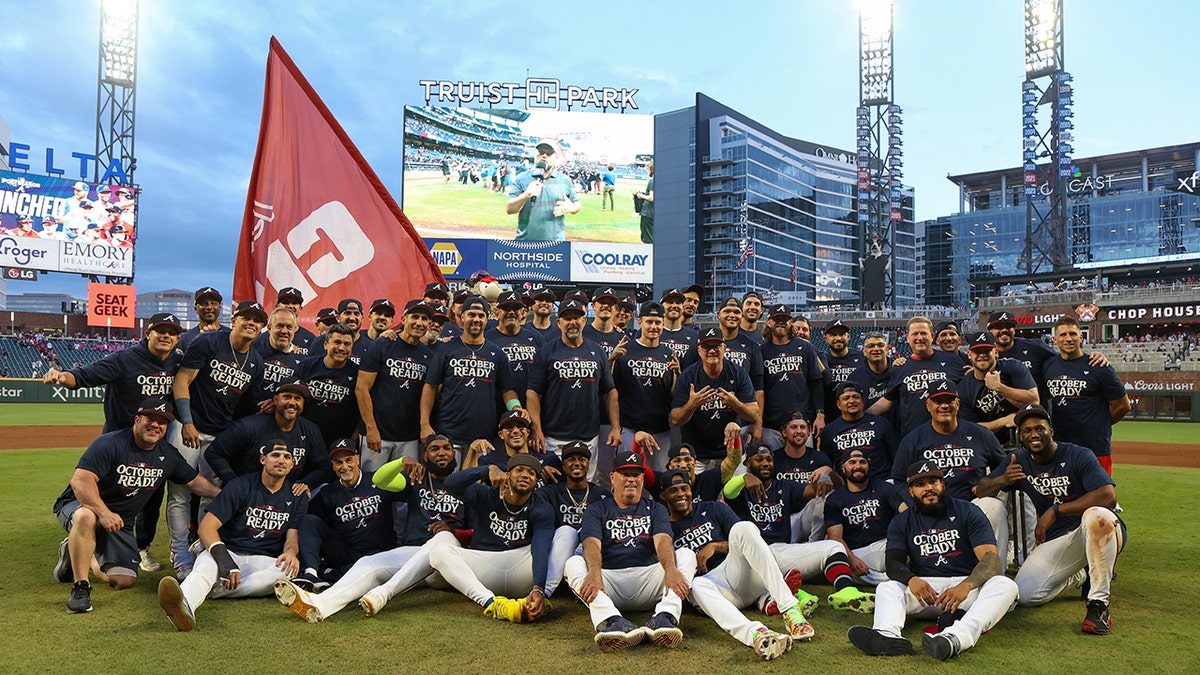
(484, 595, 525, 622)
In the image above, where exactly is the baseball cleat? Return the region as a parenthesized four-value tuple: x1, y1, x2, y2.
(484, 595, 525, 622)
(359, 590, 386, 618)
(752, 627, 793, 661)
(274, 579, 323, 623)
(828, 586, 875, 613)
(66, 581, 93, 614)
(794, 588, 820, 616)
(139, 548, 163, 572)
(1082, 600, 1111, 635)
(922, 632, 962, 660)
(595, 616, 644, 653)
(53, 537, 73, 583)
(782, 604, 816, 641)
(642, 612, 683, 648)
(847, 626, 914, 656)
(924, 609, 966, 635)
(158, 577, 195, 632)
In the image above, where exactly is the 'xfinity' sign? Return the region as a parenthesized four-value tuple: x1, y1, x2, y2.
(419, 78, 638, 112)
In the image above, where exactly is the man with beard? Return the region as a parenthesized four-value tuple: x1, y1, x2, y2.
(525, 285, 560, 342)
(658, 288, 699, 372)
(527, 299, 620, 462)
(611, 301, 679, 472)
(205, 381, 328, 490)
(845, 331, 894, 413)
(772, 414, 838, 544)
(791, 316, 812, 342)
(956, 331, 1038, 446)
(820, 319, 864, 420)
(44, 312, 185, 573)
(723, 444, 875, 615)
(818, 382, 897, 478)
(739, 291, 765, 344)
(275, 436, 467, 621)
(566, 452, 696, 652)
(178, 287, 224, 352)
(868, 316, 966, 437)
(537, 442, 611, 598)
(52, 400, 220, 614)
(254, 287, 315, 355)
(464, 411, 562, 478)
(158, 440, 307, 631)
(847, 462, 1018, 660)
(663, 469, 813, 659)
(891, 381, 1011, 566)
(169, 300, 267, 578)
(309, 299, 373, 365)
(760, 305, 825, 448)
(485, 291, 545, 410)
(298, 324, 360, 445)
(975, 404, 1125, 635)
(823, 450, 906, 586)
(671, 328, 759, 469)
(985, 311, 1110, 409)
(238, 307, 307, 418)
(681, 283, 704, 331)
(357, 300, 435, 471)
(427, 455, 555, 622)
(660, 441, 743, 504)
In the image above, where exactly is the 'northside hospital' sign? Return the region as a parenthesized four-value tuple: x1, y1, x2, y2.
(420, 78, 639, 112)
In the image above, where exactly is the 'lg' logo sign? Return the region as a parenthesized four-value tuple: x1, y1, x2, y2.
(260, 201, 375, 300)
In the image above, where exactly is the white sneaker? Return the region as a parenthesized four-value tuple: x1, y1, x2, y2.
(139, 548, 163, 572)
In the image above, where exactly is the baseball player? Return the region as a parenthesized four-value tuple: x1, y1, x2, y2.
(273, 435, 466, 622)
(723, 444, 876, 614)
(315, 308, 338, 337)
(847, 461, 1018, 660)
(818, 382, 898, 478)
(464, 411, 562, 480)
(714, 298, 766, 443)
(564, 451, 697, 652)
(484, 291, 546, 410)
(771, 413, 838, 543)
(157, 440, 308, 631)
(611, 301, 679, 472)
(985, 310, 1111, 409)
(581, 288, 624, 358)
(177, 287, 224, 353)
(844, 331, 894, 413)
(823, 450, 907, 586)
(933, 320, 968, 365)
(670, 328, 759, 469)
(356, 300, 434, 471)
(680, 283, 704, 331)
(976, 404, 1125, 635)
(760, 305, 825, 448)
(525, 285, 561, 341)
(238, 307, 307, 418)
(956, 331, 1038, 444)
(253, 287, 315, 356)
(536, 441, 611, 598)
(298, 323, 360, 444)
(657, 288, 699, 372)
(52, 399, 220, 614)
(662, 469, 812, 659)
(661, 441, 742, 504)
(868, 316, 966, 437)
(308, 299, 372, 364)
(422, 282, 451, 307)
(739, 291, 765, 344)
(820, 319, 865, 420)
(425, 456, 555, 622)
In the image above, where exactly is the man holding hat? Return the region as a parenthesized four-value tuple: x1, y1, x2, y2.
(847, 461, 1018, 660)
(158, 439, 307, 631)
(178, 287, 224, 352)
(537, 441, 611, 598)
(671, 327, 759, 467)
(565, 451, 697, 652)
(52, 399, 221, 614)
(818, 381, 898, 478)
(612, 301, 680, 472)
(823, 450, 907, 586)
(820, 318, 864, 420)
(485, 291, 546, 409)
(506, 141, 581, 242)
(975, 404, 1125, 635)
(761, 304, 825, 447)
(356, 299, 435, 471)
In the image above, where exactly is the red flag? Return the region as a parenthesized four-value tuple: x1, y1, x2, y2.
(234, 38, 443, 328)
(789, 258, 797, 285)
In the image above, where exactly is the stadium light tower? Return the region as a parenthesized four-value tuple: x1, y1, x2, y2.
(1020, 0, 1073, 273)
(856, 0, 901, 309)
(95, 0, 138, 186)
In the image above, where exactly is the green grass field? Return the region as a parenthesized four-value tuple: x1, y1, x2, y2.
(2, 405, 1197, 671)
(0, 403, 105, 427)
(404, 172, 645, 243)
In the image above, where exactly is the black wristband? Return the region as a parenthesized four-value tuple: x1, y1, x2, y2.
(210, 542, 238, 580)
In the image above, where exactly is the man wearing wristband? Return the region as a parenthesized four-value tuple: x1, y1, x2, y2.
(158, 440, 307, 631)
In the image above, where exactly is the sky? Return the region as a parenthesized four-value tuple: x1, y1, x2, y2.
(2, 0, 1197, 301)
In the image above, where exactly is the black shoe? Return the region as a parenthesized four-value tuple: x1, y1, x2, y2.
(53, 538, 72, 583)
(1082, 600, 1111, 635)
(938, 608, 966, 631)
(847, 626, 913, 656)
(922, 632, 962, 660)
(594, 615, 644, 653)
(642, 612, 683, 648)
(67, 581, 93, 614)
(292, 571, 322, 592)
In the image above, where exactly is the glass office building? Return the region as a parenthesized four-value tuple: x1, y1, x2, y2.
(653, 94, 916, 310)
(942, 142, 1200, 306)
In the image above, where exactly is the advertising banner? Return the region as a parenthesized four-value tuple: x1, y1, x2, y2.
(0, 234, 59, 271)
(0, 379, 105, 403)
(487, 240, 570, 281)
(570, 242, 653, 283)
(422, 238, 488, 280)
(87, 282, 137, 328)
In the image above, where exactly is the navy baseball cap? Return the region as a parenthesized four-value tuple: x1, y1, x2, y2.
(422, 434, 453, 453)
(531, 285, 557, 301)
(424, 282, 451, 301)
(259, 439, 293, 457)
(926, 380, 958, 400)
(562, 441, 592, 459)
(826, 319, 850, 333)
(147, 312, 182, 334)
(907, 460, 944, 485)
(316, 307, 338, 325)
(667, 444, 696, 459)
(452, 289, 470, 303)
(968, 331, 997, 350)
(987, 311, 1016, 328)
(660, 288, 685, 303)
(338, 298, 363, 313)
(719, 297, 741, 310)
(430, 304, 448, 321)
(767, 304, 791, 320)
(934, 320, 960, 335)
(329, 438, 358, 459)
(558, 299, 587, 319)
(834, 381, 862, 398)
(659, 469, 691, 488)
(1014, 403, 1051, 427)
(746, 443, 773, 458)
(496, 291, 524, 310)
(564, 290, 590, 304)
(612, 451, 646, 473)
(18, 215, 33, 224)
(370, 298, 396, 316)
(508, 453, 543, 473)
(498, 410, 531, 429)
(274, 380, 310, 398)
(136, 398, 176, 422)
(460, 295, 490, 315)
(699, 327, 724, 345)
(194, 286, 222, 303)
(276, 287, 304, 303)
(639, 301, 665, 318)
(404, 299, 435, 318)
(742, 291, 762, 302)
(593, 287, 619, 303)
(617, 295, 637, 311)
(233, 300, 268, 323)
(682, 283, 705, 298)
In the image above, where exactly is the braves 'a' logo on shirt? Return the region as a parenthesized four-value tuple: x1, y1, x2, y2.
(1027, 472, 1073, 499)
(335, 494, 383, 526)
(208, 357, 255, 393)
(385, 357, 427, 384)
(244, 504, 291, 535)
(418, 484, 464, 520)
(912, 527, 962, 561)
(499, 342, 539, 372)
(116, 462, 164, 494)
(551, 356, 599, 384)
(448, 354, 496, 384)
(764, 353, 807, 377)
(607, 514, 652, 547)
(1047, 375, 1089, 402)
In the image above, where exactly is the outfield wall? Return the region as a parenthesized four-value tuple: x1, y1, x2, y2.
(0, 379, 104, 403)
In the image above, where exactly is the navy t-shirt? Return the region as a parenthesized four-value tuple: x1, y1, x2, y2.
(69, 340, 180, 432)
(181, 331, 265, 435)
(208, 473, 308, 557)
(822, 352, 866, 419)
(582, 324, 623, 360)
(892, 421, 1006, 501)
(528, 321, 561, 343)
(726, 478, 808, 545)
(818, 413, 898, 479)
(738, 326, 765, 345)
(537, 481, 612, 530)
(760, 338, 824, 428)
(987, 441, 1116, 541)
(580, 496, 671, 569)
(886, 497, 995, 577)
(398, 474, 467, 546)
(612, 340, 676, 434)
(670, 500, 741, 570)
(845, 364, 892, 412)
(1043, 356, 1127, 457)
(54, 429, 197, 518)
(308, 470, 401, 554)
(238, 341, 306, 418)
(178, 325, 227, 353)
(426, 339, 514, 447)
(957, 359, 1037, 444)
(882, 351, 966, 436)
(527, 339, 614, 439)
(773, 447, 833, 485)
(824, 479, 905, 550)
(299, 355, 360, 444)
(670, 361, 756, 461)
(253, 327, 315, 357)
(204, 413, 327, 485)
(443, 466, 553, 586)
(694, 467, 725, 503)
(723, 332, 765, 390)
(359, 337, 432, 441)
(659, 327, 699, 371)
(484, 328, 545, 409)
